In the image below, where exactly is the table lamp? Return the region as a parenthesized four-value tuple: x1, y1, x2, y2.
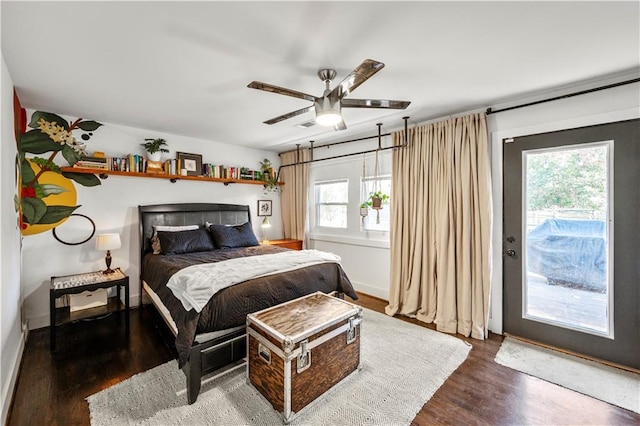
(261, 217, 271, 243)
(96, 233, 121, 274)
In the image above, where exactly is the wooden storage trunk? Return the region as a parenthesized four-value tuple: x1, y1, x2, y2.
(246, 291, 362, 423)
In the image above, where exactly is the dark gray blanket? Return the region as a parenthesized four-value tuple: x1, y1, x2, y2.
(141, 245, 358, 367)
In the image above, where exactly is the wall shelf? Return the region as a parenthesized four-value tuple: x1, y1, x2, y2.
(60, 167, 283, 187)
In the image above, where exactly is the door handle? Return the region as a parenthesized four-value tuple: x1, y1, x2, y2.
(506, 249, 517, 258)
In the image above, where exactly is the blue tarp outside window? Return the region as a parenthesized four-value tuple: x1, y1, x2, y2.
(526, 219, 607, 292)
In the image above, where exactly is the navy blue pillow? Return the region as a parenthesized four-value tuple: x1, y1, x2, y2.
(157, 228, 215, 255)
(208, 222, 259, 249)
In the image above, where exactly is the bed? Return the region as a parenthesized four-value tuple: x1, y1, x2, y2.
(138, 203, 357, 404)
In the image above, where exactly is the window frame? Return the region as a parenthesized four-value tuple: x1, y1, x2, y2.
(314, 178, 349, 229)
(308, 149, 392, 244)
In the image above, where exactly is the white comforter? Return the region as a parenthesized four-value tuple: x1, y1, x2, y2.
(166, 249, 341, 312)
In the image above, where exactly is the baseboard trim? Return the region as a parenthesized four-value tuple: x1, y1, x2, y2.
(350, 281, 389, 301)
(26, 313, 48, 330)
(356, 290, 389, 304)
(2, 327, 27, 425)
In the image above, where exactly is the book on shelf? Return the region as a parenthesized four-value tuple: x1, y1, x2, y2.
(202, 163, 225, 179)
(74, 156, 108, 169)
(200, 164, 261, 181)
(109, 157, 129, 172)
(80, 155, 107, 163)
(163, 159, 177, 175)
(74, 163, 108, 170)
(127, 154, 146, 173)
(146, 160, 165, 174)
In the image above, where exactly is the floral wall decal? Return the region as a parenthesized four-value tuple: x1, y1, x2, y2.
(16, 109, 103, 235)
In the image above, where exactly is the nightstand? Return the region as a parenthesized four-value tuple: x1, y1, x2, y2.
(262, 239, 303, 250)
(50, 268, 129, 351)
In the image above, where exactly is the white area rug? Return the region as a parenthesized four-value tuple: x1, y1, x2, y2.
(495, 337, 640, 413)
(88, 308, 471, 425)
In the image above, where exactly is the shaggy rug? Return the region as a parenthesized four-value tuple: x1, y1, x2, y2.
(495, 337, 640, 413)
(88, 308, 471, 425)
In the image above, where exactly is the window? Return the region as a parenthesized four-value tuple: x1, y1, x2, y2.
(315, 179, 348, 228)
(309, 150, 392, 241)
(362, 175, 391, 231)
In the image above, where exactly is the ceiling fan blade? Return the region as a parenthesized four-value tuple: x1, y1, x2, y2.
(247, 81, 317, 103)
(329, 59, 385, 100)
(334, 120, 347, 131)
(264, 106, 314, 125)
(341, 98, 411, 109)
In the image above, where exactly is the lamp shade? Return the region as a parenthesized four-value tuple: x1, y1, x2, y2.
(96, 233, 121, 251)
(261, 217, 271, 228)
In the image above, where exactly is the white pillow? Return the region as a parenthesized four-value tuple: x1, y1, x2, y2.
(151, 224, 199, 254)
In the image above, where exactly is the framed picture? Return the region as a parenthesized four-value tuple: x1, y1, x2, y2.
(176, 152, 203, 176)
(258, 200, 272, 216)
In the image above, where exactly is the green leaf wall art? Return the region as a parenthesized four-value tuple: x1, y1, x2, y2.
(16, 109, 103, 236)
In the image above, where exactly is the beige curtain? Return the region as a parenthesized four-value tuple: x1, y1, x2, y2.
(385, 112, 492, 339)
(280, 149, 310, 241)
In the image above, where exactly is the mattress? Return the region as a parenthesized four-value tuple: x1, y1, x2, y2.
(142, 281, 244, 343)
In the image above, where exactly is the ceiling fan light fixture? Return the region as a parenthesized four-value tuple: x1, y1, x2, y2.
(314, 97, 342, 126)
(316, 111, 342, 126)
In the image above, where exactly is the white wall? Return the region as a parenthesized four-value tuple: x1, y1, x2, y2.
(487, 78, 640, 334)
(20, 114, 282, 329)
(1, 54, 26, 425)
(307, 136, 393, 300)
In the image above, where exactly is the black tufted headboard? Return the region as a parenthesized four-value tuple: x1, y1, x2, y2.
(138, 203, 251, 257)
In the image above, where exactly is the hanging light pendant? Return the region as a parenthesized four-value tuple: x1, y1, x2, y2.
(314, 69, 342, 126)
(314, 96, 342, 126)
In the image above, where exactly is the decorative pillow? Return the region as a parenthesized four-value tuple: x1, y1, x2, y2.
(208, 222, 259, 249)
(157, 228, 215, 255)
(151, 224, 199, 254)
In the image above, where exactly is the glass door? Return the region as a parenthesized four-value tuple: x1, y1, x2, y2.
(523, 142, 612, 336)
(503, 119, 639, 369)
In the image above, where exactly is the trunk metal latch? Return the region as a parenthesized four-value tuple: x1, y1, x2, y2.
(297, 340, 311, 373)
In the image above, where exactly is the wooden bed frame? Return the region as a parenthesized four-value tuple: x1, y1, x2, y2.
(138, 203, 252, 404)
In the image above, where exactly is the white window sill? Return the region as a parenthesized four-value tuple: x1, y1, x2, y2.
(308, 233, 390, 249)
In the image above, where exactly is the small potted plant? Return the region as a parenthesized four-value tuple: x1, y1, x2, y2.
(368, 191, 390, 210)
(259, 159, 273, 180)
(360, 202, 369, 217)
(367, 191, 390, 224)
(260, 159, 280, 193)
(141, 138, 169, 162)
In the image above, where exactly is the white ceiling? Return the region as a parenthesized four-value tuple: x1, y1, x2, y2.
(2, 1, 639, 152)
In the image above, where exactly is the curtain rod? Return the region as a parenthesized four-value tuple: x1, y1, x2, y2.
(486, 77, 640, 115)
(279, 132, 392, 155)
(279, 116, 409, 157)
(276, 117, 409, 174)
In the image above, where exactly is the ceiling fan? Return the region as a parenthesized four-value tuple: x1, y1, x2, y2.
(247, 59, 410, 131)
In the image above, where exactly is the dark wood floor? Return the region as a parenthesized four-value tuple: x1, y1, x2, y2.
(7, 293, 639, 425)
